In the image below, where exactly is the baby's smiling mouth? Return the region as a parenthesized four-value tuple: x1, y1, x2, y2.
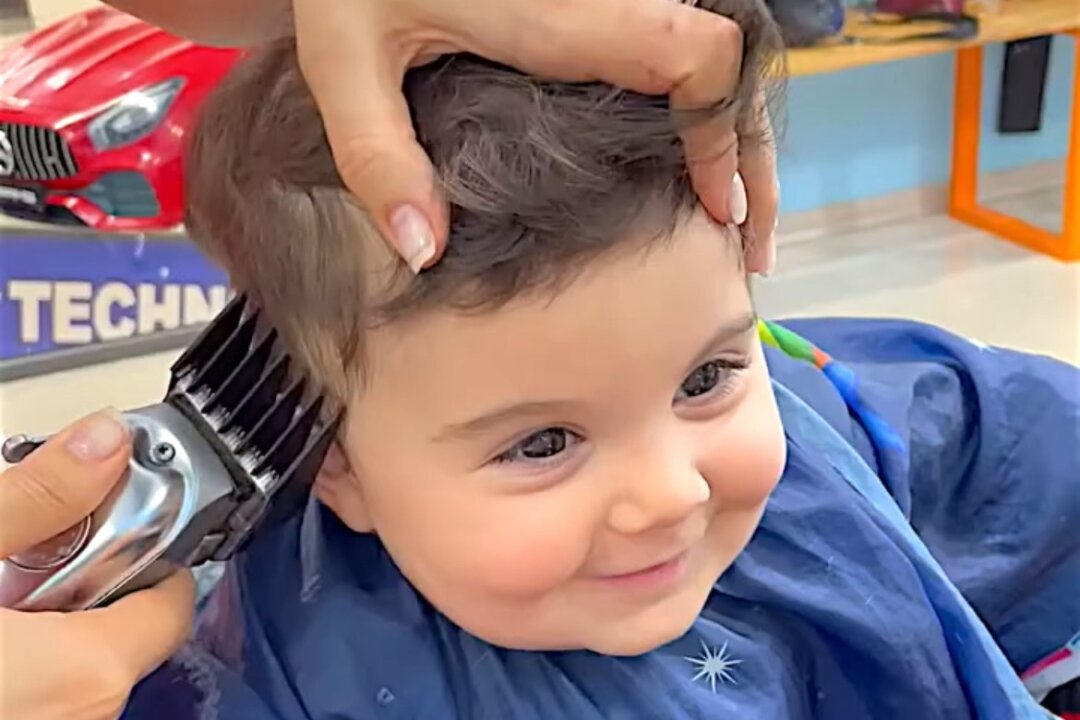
(594, 549, 692, 592)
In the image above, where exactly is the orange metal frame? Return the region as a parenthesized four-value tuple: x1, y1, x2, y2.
(948, 30, 1080, 262)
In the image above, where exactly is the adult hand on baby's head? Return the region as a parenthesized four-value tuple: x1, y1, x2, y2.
(291, 0, 779, 274)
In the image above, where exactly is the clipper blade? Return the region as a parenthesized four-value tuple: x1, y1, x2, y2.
(169, 293, 342, 529)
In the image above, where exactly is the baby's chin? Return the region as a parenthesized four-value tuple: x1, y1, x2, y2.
(453, 581, 712, 658)
(579, 609, 702, 657)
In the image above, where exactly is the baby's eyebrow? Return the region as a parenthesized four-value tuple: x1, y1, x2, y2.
(432, 399, 585, 443)
(683, 310, 759, 369)
(432, 311, 758, 444)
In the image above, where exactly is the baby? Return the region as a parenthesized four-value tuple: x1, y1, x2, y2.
(124, 0, 1080, 717)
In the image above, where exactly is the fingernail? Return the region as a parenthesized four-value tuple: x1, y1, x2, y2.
(389, 205, 436, 274)
(730, 173, 748, 226)
(65, 409, 127, 462)
(764, 240, 777, 277)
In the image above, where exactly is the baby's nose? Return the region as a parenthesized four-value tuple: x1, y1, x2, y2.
(606, 457, 711, 536)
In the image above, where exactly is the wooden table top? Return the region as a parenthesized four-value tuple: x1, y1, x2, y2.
(786, 0, 1079, 76)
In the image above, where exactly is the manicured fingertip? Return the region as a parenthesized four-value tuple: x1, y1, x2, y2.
(730, 172, 748, 226)
(389, 204, 437, 273)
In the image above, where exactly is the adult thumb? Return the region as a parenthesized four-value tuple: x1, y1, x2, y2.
(0, 410, 130, 558)
(294, 0, 448, 273)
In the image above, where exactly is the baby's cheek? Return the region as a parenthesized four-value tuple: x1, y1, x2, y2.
(443, 494, 595, 599)
(702, 373, 786, 508)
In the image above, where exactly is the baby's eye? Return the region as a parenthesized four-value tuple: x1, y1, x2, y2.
(494, 427, 581, 465)
(674, 357, 750, 403)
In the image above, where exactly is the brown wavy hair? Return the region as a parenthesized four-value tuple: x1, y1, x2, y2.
(185, 0, 784, 399)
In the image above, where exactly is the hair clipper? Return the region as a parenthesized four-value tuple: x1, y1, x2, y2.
(0, 294, 342, 612)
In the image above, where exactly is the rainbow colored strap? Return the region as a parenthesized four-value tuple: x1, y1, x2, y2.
(757, 319, 905, 452)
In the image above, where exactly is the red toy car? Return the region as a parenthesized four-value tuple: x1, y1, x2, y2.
(0, 8, 241, 231)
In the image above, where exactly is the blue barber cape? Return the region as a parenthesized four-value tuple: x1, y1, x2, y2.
(125, 318, 1080, 719)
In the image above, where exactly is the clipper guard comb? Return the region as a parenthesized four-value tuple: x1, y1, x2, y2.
(0, 294, 343, 611)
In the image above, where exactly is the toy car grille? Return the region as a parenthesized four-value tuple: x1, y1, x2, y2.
(0, 122, 78, 180)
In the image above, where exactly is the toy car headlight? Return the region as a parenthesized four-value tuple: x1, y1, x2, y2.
(87, 78, 184, 151)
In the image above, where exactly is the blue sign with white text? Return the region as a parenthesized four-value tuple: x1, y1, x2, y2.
(0, 232, 228, 361)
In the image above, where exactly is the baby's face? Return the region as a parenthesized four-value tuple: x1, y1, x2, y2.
(326, 211, 786, 655)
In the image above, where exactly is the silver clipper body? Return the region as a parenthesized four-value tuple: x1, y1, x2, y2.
(0, 295, 342, 611)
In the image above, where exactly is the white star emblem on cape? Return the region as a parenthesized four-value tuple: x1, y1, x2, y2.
(685, 639, 742, 692)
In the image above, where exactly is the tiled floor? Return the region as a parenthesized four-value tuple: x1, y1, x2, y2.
(2, 185, 1076, 442)
(756, 189, 1080, 365)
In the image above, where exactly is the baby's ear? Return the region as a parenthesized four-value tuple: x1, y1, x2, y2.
(313, 441, 376, 533)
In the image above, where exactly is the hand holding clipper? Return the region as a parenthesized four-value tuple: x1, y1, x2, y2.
(0, 294, 342, 612)
(0, 412, 195, 720)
